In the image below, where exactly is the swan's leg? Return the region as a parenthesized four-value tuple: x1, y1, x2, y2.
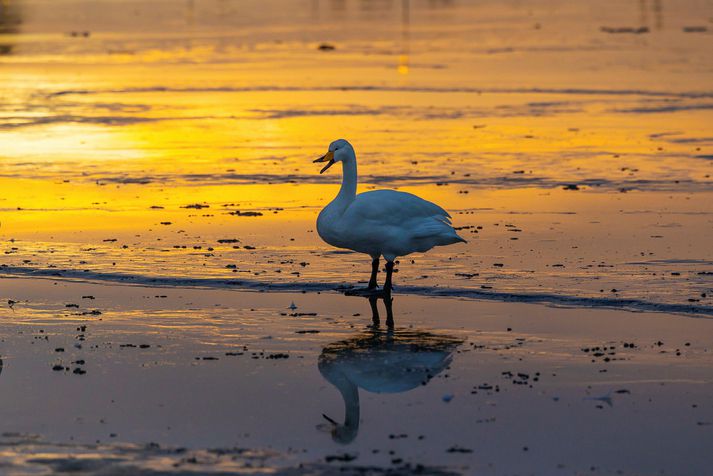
(368, 257, 380, 290)
(384, 261, 395, 295)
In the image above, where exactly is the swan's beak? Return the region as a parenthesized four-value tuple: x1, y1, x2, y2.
(316, 413, 338, 432)
(322, 414, 338, 425)
(314, 151, 335, 174)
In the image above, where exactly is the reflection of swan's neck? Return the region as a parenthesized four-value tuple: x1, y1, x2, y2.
(333, 373, 360, 439)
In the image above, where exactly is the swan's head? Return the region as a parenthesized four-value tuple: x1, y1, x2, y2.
(313, 139, 354, 174)
(317, 413, 358, 444)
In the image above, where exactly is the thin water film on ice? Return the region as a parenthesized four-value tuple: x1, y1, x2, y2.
(1, 0, 712, 313)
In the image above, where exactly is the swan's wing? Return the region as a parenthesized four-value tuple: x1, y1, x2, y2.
(345, 190, 452, 224)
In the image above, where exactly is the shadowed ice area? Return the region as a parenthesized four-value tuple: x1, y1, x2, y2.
(1, 284, 713, 475)
(1, 0, 712, 315)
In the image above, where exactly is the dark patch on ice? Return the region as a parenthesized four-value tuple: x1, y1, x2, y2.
(0, 114, 217, 130)
(99, 176, 155, 185)
(477, 44, 621, 55)
(250, 106, 386, 119)
(247, 101, 582, 120)
(649, 132, 713, 145)
(51, 101, 154, 114)
(0, 115, 160, 130)
(625, 258, 713, 266)
(88, 172, 713, 193)
(682, 26, 708, 33)
(43, 85, 713, 100)
(613, 103, 713, 114)
(600, 26, 649, 34)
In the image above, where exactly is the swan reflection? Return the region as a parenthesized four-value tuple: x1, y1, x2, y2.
(318, 297, 462, 443)
(0, 0, 23, 55)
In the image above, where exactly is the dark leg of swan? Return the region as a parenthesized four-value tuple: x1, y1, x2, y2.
(384, 261, 395, 295)
(344, 258, 383, 297)
(368, 257, 379, 290)
(368, 295, 380, 327)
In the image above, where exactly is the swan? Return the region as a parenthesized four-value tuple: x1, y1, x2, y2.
(314, 139, 466, 294)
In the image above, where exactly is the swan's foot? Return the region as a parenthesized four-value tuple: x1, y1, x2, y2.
(345, 257, 383, 296)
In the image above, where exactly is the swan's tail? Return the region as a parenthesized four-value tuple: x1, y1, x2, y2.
(436, 216, 468, 245)
(413, 216, 468, 247)
(446, 231, 468, 245)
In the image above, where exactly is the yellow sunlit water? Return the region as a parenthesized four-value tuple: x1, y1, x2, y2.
(1, 0, 712, 308)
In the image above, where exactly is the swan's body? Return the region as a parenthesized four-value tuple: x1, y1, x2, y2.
(314, 139, 466, 293)
(318, 189, 460, 259)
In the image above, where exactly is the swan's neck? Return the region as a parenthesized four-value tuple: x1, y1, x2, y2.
(334, 155, 357, 208)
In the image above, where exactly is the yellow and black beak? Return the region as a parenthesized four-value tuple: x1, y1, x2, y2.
(314, 151, 335, 174)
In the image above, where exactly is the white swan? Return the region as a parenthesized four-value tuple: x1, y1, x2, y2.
(314, 139, 466, 294)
